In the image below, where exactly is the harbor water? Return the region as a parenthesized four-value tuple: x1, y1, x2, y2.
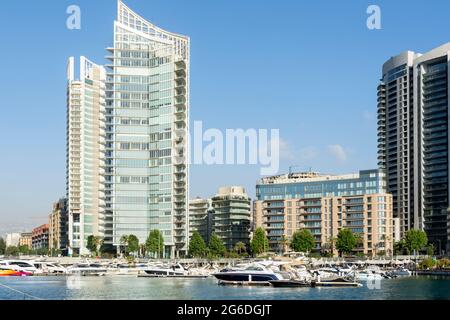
(0, 276, 449, 300)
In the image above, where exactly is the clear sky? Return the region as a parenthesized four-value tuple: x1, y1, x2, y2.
(1, 0, 450, 232)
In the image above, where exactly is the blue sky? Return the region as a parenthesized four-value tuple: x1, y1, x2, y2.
(1, 0, 450, 231)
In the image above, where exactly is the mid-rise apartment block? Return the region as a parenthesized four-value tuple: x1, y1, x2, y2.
(32, 224, 49, 251)
(189, 187, 252, 251)
(211, 187, 252, 250)
(19, 233, 32, 250)
(5, 233, 20, 247)
(189, 198, 213, 244)
(254, 170, 394, 256)
(378, 43, 450, 253)
(49, 198, 69, 255)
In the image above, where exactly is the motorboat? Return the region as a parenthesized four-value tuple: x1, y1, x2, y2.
(141, 263, 189, 277)
(108, 263, 142, 276)
(32, 262, 67, 274)
(212, 263, 285, 282)
(312, 276, 362, 287)
(392, 268, 412, 277)
(355, 270, 383, 281)
(0, 266, 32, 277)
(67, 263, 108, 276)
(269, 279, 310, 287)
(0, 260, 39, 274)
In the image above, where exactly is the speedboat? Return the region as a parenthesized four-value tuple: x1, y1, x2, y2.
(392, 268, 412, 277)
(141, 263, 189, 276)
(355, 270, 383, 281)
(0, 266, 32, 277)
(0, 260, 39, 274)
(212, 263, 285, 282)
(67, 263, 108, 276)
(32, 262, 67, 274)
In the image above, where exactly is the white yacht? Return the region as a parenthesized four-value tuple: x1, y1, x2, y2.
(0, 260, 39, 274)
(32, 262, 67, 274)
(67, 263, 108, 276)
(355, 270, 384, 281)
(141, 263, 189, 277)
(212, 263, 285, 282)
(392, 268, 412, 277)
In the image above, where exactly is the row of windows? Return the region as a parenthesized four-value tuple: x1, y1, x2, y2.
(114, 73, 172, 84)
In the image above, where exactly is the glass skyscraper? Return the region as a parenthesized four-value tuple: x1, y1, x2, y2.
(67, 1, 189, 258)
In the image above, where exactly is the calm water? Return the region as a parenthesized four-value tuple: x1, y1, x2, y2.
(0, 276, 449, 300)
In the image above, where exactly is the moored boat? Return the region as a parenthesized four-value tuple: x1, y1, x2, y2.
(269, 279, 310, 288)
(212, 263, 285, 283)
(0, 266, 32, 277)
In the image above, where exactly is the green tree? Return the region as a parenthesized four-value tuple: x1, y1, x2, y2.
(404, 229, 428, 253)
(426, 244, 435, 256)
(127, 235, 140, 256)
(279, 235, 290, 254)
(5, 246, 19, 256)
(250, 227, 269, 256)
(19, 245, 30, 255)
(189, 231, 207, 258)
(146, 230, 164, 258)
(394, 240, 406, 255)
(208, 233, 226, 257)
(335, 229, 357, 256)
(234, 242, 247, 256)
(120, 235, 129, 256)
(0, 237, 6, 255)
(86, 236, 101, 256)
(419, 257, 436, 270)
(290, 229, 315, 253)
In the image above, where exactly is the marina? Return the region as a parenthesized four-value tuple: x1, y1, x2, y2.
(0, 275, 449, 300)
(1, 256, 449, 298)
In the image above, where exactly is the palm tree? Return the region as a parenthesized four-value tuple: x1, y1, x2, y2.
(234, 242, 247, 255)
(120, 235, 129, 257)
(280, 235, 289, 254)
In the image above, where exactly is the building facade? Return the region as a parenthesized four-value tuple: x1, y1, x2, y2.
(211, 187, 251, 250)
(49, 198, 69, 255)
(377, 51, 418, 237)
(32, 224, 49, 251)
(254, 170, 394, 256)
(378, 43, 450, 253)
(104, 1, 190, 258)
(5, 233, 20, 247)
(66, 1, 190, 258)
(18, 233, 32, 250)
(189, 198, 213, 244)
(67, 57, 107, 256)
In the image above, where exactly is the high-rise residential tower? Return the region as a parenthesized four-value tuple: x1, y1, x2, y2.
(414, 44, 450, 253)
(67, 2, 189, 258)
(377, 51, 420, 237)
(378, 43, 450, 253)
(105, 1, 190, 258)
(67, 57, 107, 256)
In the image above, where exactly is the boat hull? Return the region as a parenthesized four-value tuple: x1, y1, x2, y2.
(213, 273, 281, 282)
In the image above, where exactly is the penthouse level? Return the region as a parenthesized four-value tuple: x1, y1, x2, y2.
(256, 169, 387, 201)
